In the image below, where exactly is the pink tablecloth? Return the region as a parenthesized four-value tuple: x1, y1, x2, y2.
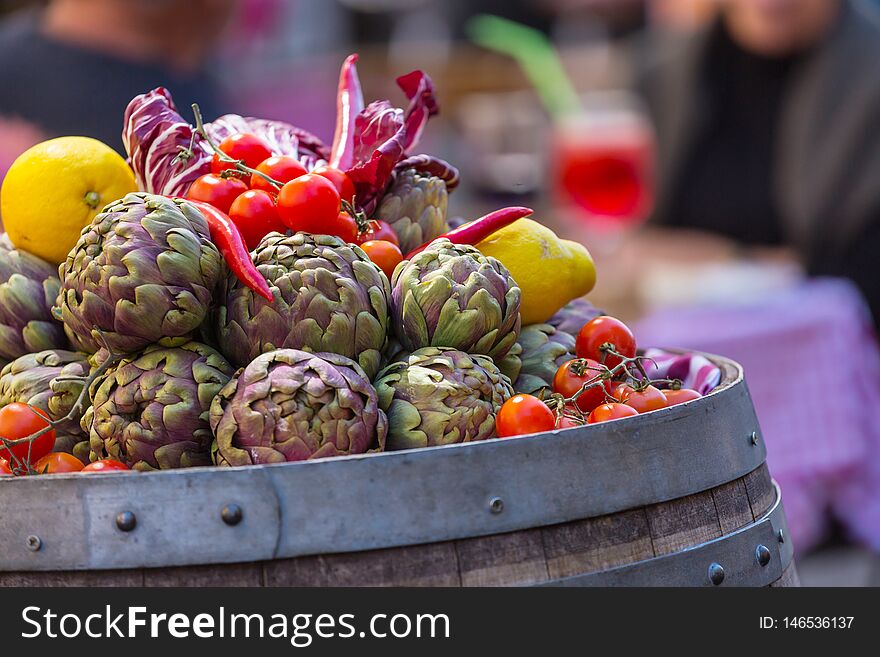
(635, 278, 880, 554)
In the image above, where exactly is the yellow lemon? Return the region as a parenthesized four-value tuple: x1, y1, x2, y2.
(477, 218, 596, 325)
(1, 136, 137, 265)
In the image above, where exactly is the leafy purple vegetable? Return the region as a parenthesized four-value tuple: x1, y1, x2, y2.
(345, 70, 439, 212)
(122, 87, 212, 197)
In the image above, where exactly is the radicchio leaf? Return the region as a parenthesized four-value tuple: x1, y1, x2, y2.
(122, 87, 212, 197)
(345, 70, 439, 212)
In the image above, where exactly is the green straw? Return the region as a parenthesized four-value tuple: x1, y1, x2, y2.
(465, 14, 582, 119)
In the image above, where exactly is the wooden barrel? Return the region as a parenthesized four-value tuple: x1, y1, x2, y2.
(0, 353, 797, 587)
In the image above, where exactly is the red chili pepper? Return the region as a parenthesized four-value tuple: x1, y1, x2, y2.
(183, 199, 273, 302)
(404, 206, 533, 259)
(329, 54, 365, 171)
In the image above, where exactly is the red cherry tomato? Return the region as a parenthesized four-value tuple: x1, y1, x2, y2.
(612, 384, 668, 414)
(552, 359, 612, 413)
(312, 165, 356, 203)
(360, 240, 403, 279)
(33, 452, 84, 474)
(356, 219, 400, 247)
(0, 457, 12, 475)
(185, 174, 249, 214)
(228, 190, 286, 250)
(556, 411, 585, 430)
(81, 459, 130, 473)
(587, 403, 639, 424)
(250, 156, 308, 194)
(0, 403, 55, 465)
(496, 394, 555, 437)
(662, 388, 702, 406)
(575, 316, 637, 368)
(276, 174, 341, 234)
(211, 133, 273, 174)
(323, 212, 359, 243)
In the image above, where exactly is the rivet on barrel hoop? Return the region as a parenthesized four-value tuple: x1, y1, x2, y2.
(750, 431, 759, 446)
(221, 504, 243, 526)
(26, 535, 42, 552)
(489, 497, 504, 514)
(755, 544, 771, 567)
(115, 511, 137, 532)
(708, 562, 725, 585)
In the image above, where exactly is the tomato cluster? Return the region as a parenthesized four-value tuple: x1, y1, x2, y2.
(496, 315, 703, 438)
(0, 402, 129, 476)
(186, 133, 403, 277)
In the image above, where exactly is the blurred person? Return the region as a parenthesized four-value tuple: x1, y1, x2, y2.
(0, 0, 236, 155)
(641, 0, 880, 323)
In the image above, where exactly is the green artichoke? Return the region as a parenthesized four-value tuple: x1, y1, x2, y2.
(376, 169, 449, 253)
(0, 349, 90, 459)
(83, 341, 233, 470)
(54, 193, 223, 355)
(215, 232, 390, 379)
(391, 239, 521, 360)
(547, 297, 603, 336)
(512, 323, 576, 394)
(211, 349, 387, 466)
(0, 235, 70, 366)
(374, 347, 514, 450)
(496, 340, 523, 384)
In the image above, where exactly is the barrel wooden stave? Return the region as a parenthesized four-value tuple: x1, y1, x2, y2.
(0, 463, 795, 587)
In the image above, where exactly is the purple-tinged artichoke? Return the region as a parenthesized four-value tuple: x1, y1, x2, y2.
(547, 297, 603, 336)
(0, 349, 90, 459)
(374, 347, 514, 450)
(0, 236, 70, 366)
(215, 232, 390, 379)
(376, 168, 449, 254)
(54, 193, 223, 355)
(210, 349, 387, 466)
(83, 341, 233, 470)
(391, 239, 521, 361)
(511, 324, 576, 394)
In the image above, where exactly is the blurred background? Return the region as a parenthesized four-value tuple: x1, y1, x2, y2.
(2, 0, 880, 585)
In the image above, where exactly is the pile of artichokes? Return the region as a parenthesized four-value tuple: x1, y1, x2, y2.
(0, 168, 595, 472)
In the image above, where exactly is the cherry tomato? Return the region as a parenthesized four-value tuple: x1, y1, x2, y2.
(662, 388, 702, 406)
(575, 316, 637, 368)
(0, 457, 12, 475)
(276, 174, 341, 234)
(250, 156, 308, 194)
(211, 133, 273, 174)
(496, 394, 555, 437)
(324, 212, 359, 243)
(612, 384, 668, 414)
(312, 166, 356, 203)
(33, 452, 84, 474)
(81, 459, 130, 473)
(0, 403, 55, 465)
(228, 189, 286, 250)
(556, 412, 585, 430)
(587, 403, 639, 424)
(186, 174, 248, 214)
(552, 359, 612, 413)
(356, 219, 400, 247)
(360, 240, 403, 279)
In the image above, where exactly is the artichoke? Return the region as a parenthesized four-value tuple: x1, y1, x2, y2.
(0, 235, 70, 366)
(391, 239, 521, 360)
(374, 347, 514, 450)
(210, 349, 387, 466)
(512, 323, 576, 394)
(376, 169, 449, 253)
(0, 349, 90, 459)
(547, 297, 603, 336)
(215, 232, 390, 379)
(496, 340, 523, 384)
(54, 193, 223, 355)
(83, 341, 233, 470)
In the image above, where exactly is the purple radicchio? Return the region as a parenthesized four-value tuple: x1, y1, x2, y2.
(122, 88, 330, 197)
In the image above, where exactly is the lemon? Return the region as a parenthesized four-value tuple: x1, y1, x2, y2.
(1, 136, 137, 264)
(477, 218, 596, 325)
